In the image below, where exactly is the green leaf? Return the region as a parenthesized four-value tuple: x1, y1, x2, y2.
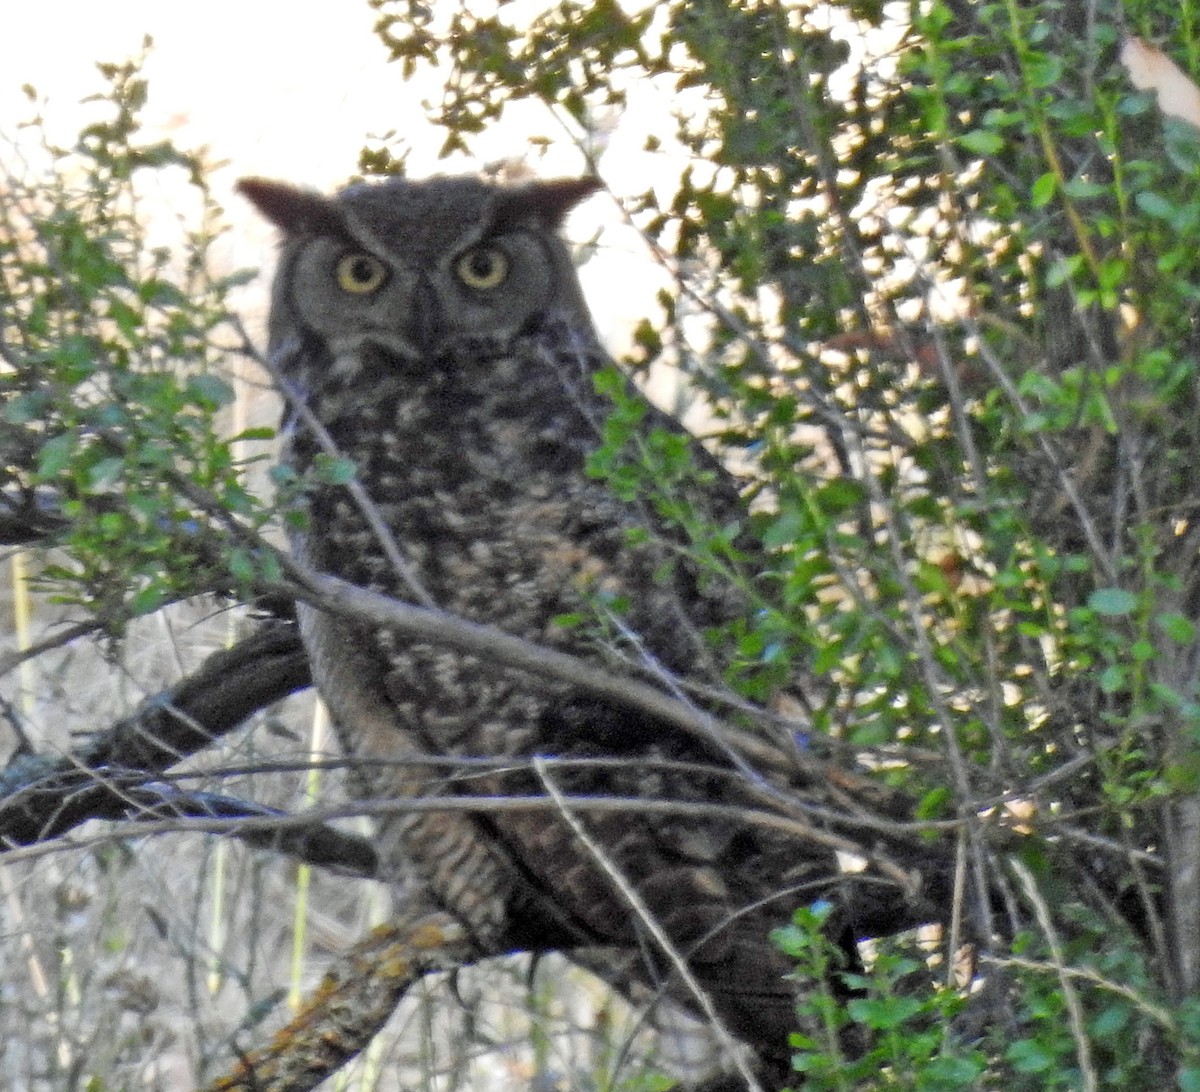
(231, 426, 277, 443)
(1062, 178, 1108, 200)
(1159, 613, 1197, 643)
(957, 129, 1003, 156)
(1099, 664, 1126, 693)
(214, 268, 260, 290)
(1089, 1003, 1129, 1036)
(763, 509, 806, 550)
(845, 995, 921, 1029)
(228, 548, 260, 586)
(1006, 1038, 1055, 1073)
(88, 456, 125, 489)
(591, 365, 625, 398)
(1088, 588, 1137, 616)
(36, 432, 77, 479)
(815, 477, 866, 514)
(186, 373, 235, 409)
(313, 454, 357, 485)
(1031, 172, 1057, 207)
(1046, 253, 1083, 287)
(915, 785, 953, 820)
(5, 391, 51, 425)
(128, 583, 167, 616)
(1135, 191, 1177, 221)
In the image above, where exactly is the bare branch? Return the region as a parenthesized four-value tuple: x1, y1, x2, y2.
(0, 619, 309, 848)
(201, 914, 473, 1092)
(534, 756, 767, 1092)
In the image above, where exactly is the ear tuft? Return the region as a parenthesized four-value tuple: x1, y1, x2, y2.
(236, 178, 344, 235)
(494, 176, 602, 230)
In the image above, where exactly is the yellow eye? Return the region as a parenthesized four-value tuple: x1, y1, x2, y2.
(335, 253, 388, 295)
(455, 246, 509, 290)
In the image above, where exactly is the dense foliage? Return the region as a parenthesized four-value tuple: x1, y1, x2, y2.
(367, 0, 1200, 1084)
(0, 45, 278, 632)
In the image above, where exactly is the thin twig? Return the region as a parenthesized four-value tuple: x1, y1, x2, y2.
(964, 316, 1117, 584)
(978, 952, 1174, 1029)
(0, 620, 101, 680)
(0, 790, 863, 866)
(532, 757, 767, 1092)
(232, 322, 437, 611)
(1011, 858, 1098, 1092)
(282, 567, 827, 787)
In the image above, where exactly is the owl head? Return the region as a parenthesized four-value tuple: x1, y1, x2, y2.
(238, 173, 601, 373)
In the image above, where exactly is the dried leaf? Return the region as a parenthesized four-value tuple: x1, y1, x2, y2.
(1121, 36, 1200, 129)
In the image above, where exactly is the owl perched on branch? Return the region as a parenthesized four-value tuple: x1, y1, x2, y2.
(239, 172, 940, 1085)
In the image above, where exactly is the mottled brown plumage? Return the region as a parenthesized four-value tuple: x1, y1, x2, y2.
(239, 173, 890, 1083)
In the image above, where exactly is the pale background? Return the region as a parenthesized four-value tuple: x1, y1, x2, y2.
(1, 0, 683, 356)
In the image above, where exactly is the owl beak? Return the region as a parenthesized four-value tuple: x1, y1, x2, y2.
(408, 275, 446, 357)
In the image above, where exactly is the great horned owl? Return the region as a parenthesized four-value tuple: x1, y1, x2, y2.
(238, 172, 854, 1082)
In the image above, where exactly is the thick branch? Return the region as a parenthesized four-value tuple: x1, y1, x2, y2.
(283, 569, 915, 819)
(0, 619, 311, 848)
(201, 915, 473, 1092)
(116, 781, 377, 876)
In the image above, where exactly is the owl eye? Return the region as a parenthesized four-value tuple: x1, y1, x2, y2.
(455, 246, 509, 290)
(335, 253, 389, 295)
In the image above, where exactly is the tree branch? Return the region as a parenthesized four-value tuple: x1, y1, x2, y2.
(0, 619, 310, 848)
(201, 914, 473, 1092)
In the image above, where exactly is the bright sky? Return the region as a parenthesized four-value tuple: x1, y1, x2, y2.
(2, 1, 691, 366)
(2, 1, 470, 177)
(6, 2, 514, 265)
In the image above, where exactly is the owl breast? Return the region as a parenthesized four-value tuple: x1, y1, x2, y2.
(290, 321, 682, 755)
(302, 328, 601, 590)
